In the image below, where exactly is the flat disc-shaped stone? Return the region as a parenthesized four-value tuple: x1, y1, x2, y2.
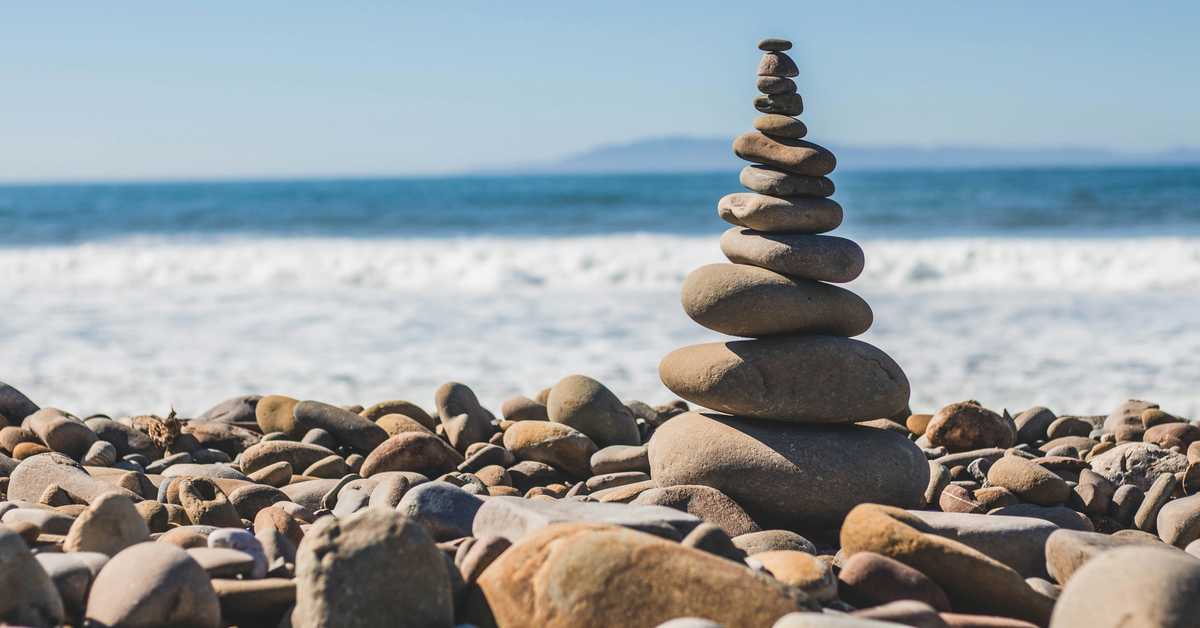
(758, 52, 799, 77)
(756, 76, 796, 95)
(681, 263, 872, 338)
(754, 93, 803, 116)
(758, 38, 792, 52)
(753, 115, 807, 139)
(720, 228, 865, 283)
(733, 132, 835, 177)
(658, 336, 910, 423)
(740, 165, 834, 197)
(718, 193, 842, 233)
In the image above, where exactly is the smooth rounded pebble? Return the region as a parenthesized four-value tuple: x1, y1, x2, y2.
(659, 337, 910, 422)
(720, 228, 865, 283)
(1050, 546, 1200, 627)
(740, 165, 834, 197)
(681, 263, 872, 338)
(85, 542, 220, 628)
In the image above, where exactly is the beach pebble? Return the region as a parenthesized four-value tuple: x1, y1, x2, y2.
(757, 51, 799, 77)
(208, 528, 268, 578)
(397, 481, 483, 541)
(466, 523, 813, 627)
(740, 165, 835, 197)
(360, 399, 437, 430)
(924, 401, 1016, 452)
(989, 503, 1092, 532)
(1144, 422, 1200, 450)
(36, 551, 105, 624)
(239, 440, 336, 476)
(718, 192, 841, 233)
(0, 380, 40, 423)
(650, 413, 925, 532)
(187, 546, 259, 578)
(177, 477, 242, 528)
(758, 37, 792, 51)
(359, 431, 463, 477)
(590, 444, 650, 475)
(63, 492, 149, 555)
(757, 75, 796, 95)
(732, 529, 818, 555)
(733, 132, 834, 177)
(1044, 528, 1170, 585)
(547, 374, 641, 448)
(755, 550, 837, 601)
(1050, 545, 1200, 627)
(659, 339, 910, 422)
(211, 577, 294, 627)
(293, 400, 388, 455)
(720, 228, 865, 283)
(905, 510, 1059, 578)
(838, 551, 951, 611)
(1101, 399, 1158, 433)
(753, 115, 808, 141)
(1013, 406, 1056, 443)
(10, 452, 140, 504)
(503, 420, 597, 479)
(1090, 442, 1188, 491)
(294, 509, 453, 628)
(840, 504, 1054, 625)
(472, 494, 700, 542)
(435, 382, 496, 452)
(681, 263, 872, 338)
(753, 93, 804, 116)
(500, 395, 549, 421)
(26, 408, 97, 460)
(631, 484, 760, 536)
(194, 394, 260, 423)
(985, 455, 1070, 505)
(85, 541, 220, 628)
(0, 525, 65, 627)
(1156, 492, 1200, 546)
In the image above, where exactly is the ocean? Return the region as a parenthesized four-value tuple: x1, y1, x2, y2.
(2, 167, 1198, 417)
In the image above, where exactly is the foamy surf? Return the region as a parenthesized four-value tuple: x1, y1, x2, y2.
(2, 233, 1197, 417)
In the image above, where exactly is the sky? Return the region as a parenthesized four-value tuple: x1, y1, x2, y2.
(2, 2, 1198, 182)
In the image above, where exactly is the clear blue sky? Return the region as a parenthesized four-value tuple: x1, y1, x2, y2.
(3, 1, 1197, 181)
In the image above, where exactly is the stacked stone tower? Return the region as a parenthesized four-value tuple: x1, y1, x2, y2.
(659, 38, 910, 424)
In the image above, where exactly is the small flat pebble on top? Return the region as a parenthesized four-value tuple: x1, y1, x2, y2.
(758, 38, 792, 51)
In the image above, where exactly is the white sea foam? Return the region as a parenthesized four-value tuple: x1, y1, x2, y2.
(2, 233, 1198, 417)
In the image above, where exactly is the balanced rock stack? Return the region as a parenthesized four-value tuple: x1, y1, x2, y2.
(652, 38, 928, 536)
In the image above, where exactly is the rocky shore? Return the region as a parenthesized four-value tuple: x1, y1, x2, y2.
(4, 38, 1199, 628)
(3, 377, 1199, 628)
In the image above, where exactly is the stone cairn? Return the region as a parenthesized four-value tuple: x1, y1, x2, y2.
(652, 38, 926, 535)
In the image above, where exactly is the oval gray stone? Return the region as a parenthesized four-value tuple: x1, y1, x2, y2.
(681, 263, 871, 337)
(741, 165, 834, 197)
(720, 228, 865, 283)
(659, 337, 910, 423)
(719, 193, 842, 234)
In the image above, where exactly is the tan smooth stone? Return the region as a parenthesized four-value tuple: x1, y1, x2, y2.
(718, 192, 842, 233)
(720, 228, 865, 283)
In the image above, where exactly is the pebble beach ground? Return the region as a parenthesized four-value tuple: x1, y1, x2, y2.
(2, 380, 1200, 628)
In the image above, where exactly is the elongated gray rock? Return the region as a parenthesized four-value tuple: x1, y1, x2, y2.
(649, 413, 927, 533)
(293, 400, 388, 455)
(718, 193, 841, 235)
(733, 132, 835, 176)
(903, 510, 1058, 578)
(659, 337, 910, 422)
(8, 452, 141, 504)
(720, 228, 864, 283)
(740, 165, 834, 197)
(681, 264, 872, 338)
(473, 495, 701, 542)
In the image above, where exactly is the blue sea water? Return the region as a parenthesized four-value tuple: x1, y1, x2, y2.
(1, 167, 1198, 417)
(2, 167, 1199, 244)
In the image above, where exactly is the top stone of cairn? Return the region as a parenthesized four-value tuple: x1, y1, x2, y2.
(758, 38, 792, 52)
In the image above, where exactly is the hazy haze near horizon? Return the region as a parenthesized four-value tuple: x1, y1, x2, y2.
(3, 1, 1198, 182)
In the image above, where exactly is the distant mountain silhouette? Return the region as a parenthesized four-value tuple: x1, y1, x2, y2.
(489, 136, 1200, 173)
